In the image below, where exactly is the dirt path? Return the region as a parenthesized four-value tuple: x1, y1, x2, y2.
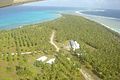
(80, 67, 101, 80)
(50, 31, 60, 52)
(50, 31, 99, 80)
(80, 69, 94, 80)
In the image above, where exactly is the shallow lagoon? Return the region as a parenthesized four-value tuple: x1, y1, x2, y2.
(0, 6, 61, 29)
(0, 2, 120, 34)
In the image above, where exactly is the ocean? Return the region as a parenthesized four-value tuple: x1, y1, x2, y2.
(0, 6, 61, 29)
(78, 9, 120, 33)
(0, 4, 120, 33)
(81, 9, 120, 19)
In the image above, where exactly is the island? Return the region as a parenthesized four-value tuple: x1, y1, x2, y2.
(0, 0, 43, 7)
(0, 14, 120, 80)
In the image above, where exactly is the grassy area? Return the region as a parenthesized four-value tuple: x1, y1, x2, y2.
(0, 14, 120, 80)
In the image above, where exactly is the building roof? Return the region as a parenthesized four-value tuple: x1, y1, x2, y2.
(46, 58, 56, 64)
(69, 40, 80, 50)
(36, 56, 47, 62)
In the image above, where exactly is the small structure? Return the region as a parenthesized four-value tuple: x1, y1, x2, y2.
(76, 53, 81, 57)
(36, 56, 47, 62)
(46, 58, 56, 64)
(67, 57, 71, 61)
(69, 40, 80, 51)
(11, 53, 18, 55)
(21, 52, 32, 55)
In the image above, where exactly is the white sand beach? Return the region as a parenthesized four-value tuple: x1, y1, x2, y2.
(75, 11, 120, 34)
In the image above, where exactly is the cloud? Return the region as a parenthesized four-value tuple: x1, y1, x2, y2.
(23, 0, 120, 9)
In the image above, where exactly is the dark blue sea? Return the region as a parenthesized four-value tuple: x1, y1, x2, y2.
(0, 2, 120, 32)
(79, 9, 120, 33)
(80, 9, 120, 19)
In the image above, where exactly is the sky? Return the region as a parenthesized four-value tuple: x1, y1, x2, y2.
(23, 0, 120, 9)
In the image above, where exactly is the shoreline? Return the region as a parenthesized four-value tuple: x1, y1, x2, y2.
(0, 14, 119, 80)
(75, 11, 120, 34)
(77, 11, 120, 21)
(0, 0, 44, 8)
(0, 8, 120, 37)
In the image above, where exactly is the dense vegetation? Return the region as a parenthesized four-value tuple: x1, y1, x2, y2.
(0, 14, 120, 80)
(47, 15, 120, 80)
(0, 25, 54, 54)
(33, 52, 84, 80)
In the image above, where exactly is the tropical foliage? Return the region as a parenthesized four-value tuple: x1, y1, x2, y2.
(0, 14, 120, 80)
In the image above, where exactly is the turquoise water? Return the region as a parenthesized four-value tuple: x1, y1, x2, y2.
(0, 4, 120, 34)
(0, 6, 60, 29)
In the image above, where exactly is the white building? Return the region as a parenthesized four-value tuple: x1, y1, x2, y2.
(36, 56, 48, 62)
(46, 58, 56, 64)
(69, 40, 80, 51)
(21, 52, 32, 55)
